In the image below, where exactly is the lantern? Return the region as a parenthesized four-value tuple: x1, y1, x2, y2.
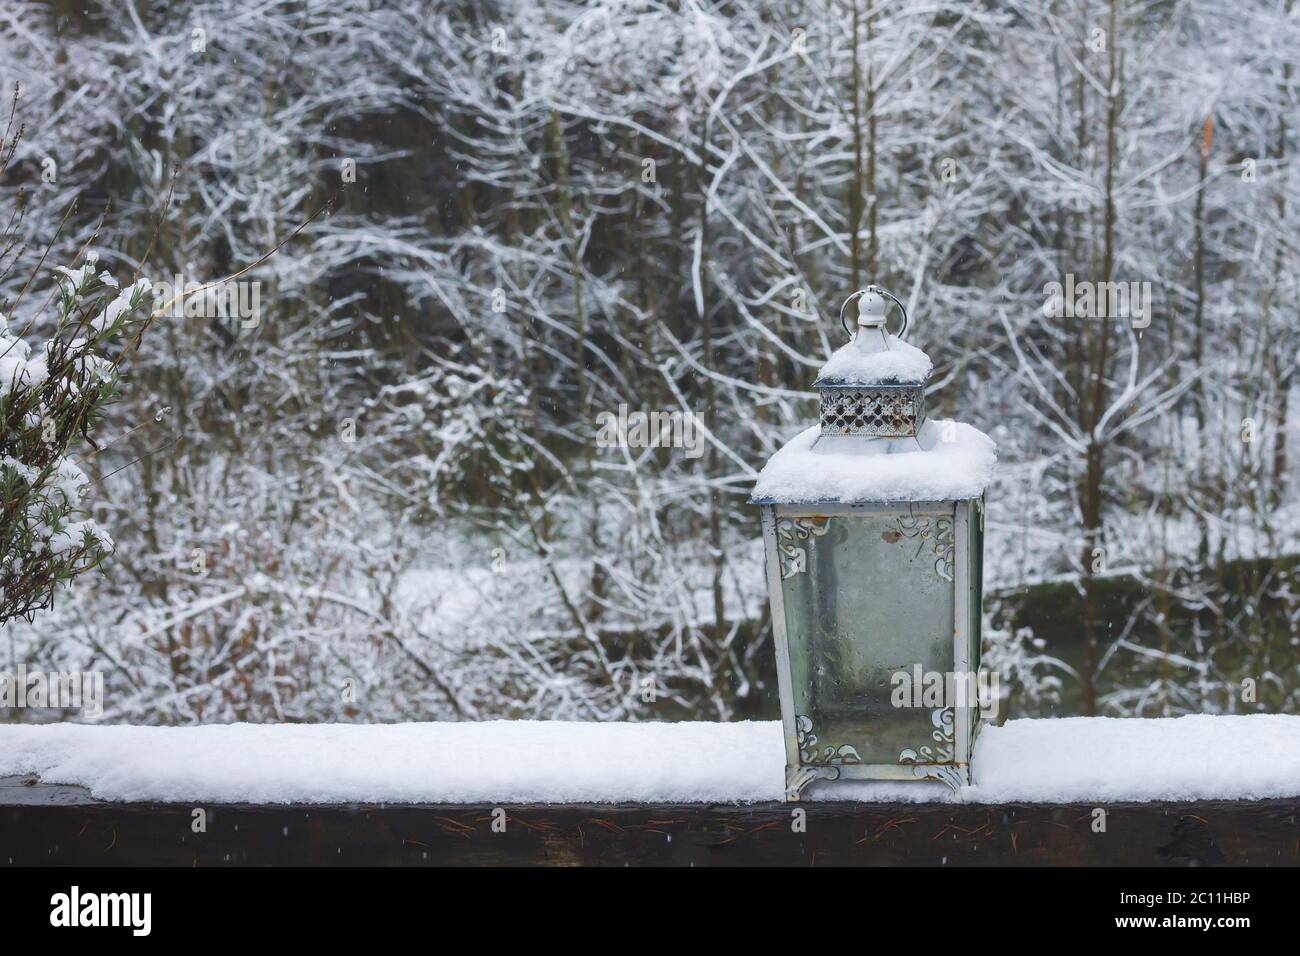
(752, 286, 996, 800)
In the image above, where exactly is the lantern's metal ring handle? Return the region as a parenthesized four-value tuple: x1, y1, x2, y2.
(837, 286, 909, 340)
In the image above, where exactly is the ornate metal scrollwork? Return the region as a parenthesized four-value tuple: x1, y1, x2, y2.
(899, 706, 955, 765)
(795, 714, 862, 766)
(889, 513, 954, 582)
(785, 765, 841, 801)
(898, 707, 966, 793)
(776, 516, 830, 579)
(818, 385, 925, 437)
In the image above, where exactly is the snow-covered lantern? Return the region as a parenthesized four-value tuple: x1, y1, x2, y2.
(751, 286, 997, 800)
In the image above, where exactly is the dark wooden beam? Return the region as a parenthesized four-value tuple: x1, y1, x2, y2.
(1, 777, 1296, 866)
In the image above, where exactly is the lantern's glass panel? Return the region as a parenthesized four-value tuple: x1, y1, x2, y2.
(779, 509, 955, 766)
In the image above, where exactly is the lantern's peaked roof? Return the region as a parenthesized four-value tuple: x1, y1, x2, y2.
(750, 419, 996, 505)
(813, 330, 932, 388)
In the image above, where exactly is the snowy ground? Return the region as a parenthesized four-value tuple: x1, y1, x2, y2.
(1, 715, 1298, 805)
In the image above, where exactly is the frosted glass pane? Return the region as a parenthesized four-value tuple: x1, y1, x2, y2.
(779, 510, 955, 765)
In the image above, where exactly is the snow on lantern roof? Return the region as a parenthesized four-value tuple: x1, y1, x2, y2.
(813, 285, 933, 388)
(813, 333, 932, 388)
(750, 419, 996, 505)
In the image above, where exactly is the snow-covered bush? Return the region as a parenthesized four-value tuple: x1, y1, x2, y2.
(0, 255, 151, 623)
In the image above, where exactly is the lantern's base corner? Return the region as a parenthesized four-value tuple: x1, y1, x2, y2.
(902, 763, 969, 794)
(784, 761, 974, 801)
(784, 765, 840, 802)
